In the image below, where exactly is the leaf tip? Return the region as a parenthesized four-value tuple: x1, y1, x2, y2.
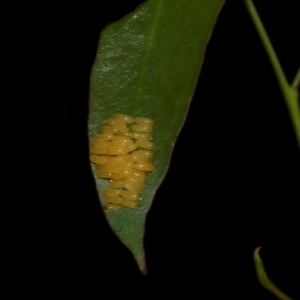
(254, 246, 262, 259)
(134, 250, 147, 275)
(140, 266, 148, 275)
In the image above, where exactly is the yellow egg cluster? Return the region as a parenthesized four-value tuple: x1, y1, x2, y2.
(89, 114, 155, 212)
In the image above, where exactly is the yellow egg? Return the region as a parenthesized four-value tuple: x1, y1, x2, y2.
(113, 136, 133, 144)
(132, 150, 154, 158)
(92, 140, 109, 147)
(103, 203, 122, 212)
(126, 143, 138, 152)
(93, 133, 115, 140)
(134, 117, 155, 126)
(134, 162, 155, 172)
(131, 124, 152, 133)
(125, 175, 145, 187)
(116, 132, 132, 138)
(130, 132, 152, 140)
(113, 114, 134, 123)
(131, 170, 148, 181)
(101, 126, 118, 134)
(113, 169, 134, 180)
(108, 180, 126, 189)
(119, 161, 134, 169)
(95, 170, 113, 179)
(106, 146, 128, 155)
(129, 153, 151, 163)
(107, 141, 128, 148)
(105, 196, 123, 204)
(90, 147, 107, 155)
(121, 198, 139, 209)
(106, 155, 130, 166)
(102, 188, 121, 197)
(120, 190, 140, 201)
(90, 155, 109, 164)
(123, 182, 142, 194)
(135, 139, 155, 150)
(98, 164, 122, 173)
(106, 119, 128, 133)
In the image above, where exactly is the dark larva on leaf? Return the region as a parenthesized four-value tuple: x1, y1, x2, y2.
(89, 115, 155, 211)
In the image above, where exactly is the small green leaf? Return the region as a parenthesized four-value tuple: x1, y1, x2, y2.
(88, 0, 225, 273)
(254, 247, 293, 300)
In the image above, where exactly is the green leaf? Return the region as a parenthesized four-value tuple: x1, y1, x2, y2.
(88, 0, 225, 273)
(254, 247, 293, 300)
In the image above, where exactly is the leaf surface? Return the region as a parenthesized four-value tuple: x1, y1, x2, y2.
(89, 0, 225, 273)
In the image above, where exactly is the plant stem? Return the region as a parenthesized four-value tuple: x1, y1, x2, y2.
(244, 0, 300, 149)
(254, 247, 293, 300)
(292, 67, 300, 89)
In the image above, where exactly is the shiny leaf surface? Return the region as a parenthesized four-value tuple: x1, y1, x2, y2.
(89, 0, 225, 273)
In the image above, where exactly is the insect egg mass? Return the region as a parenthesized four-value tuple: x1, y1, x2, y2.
(89, 114, 155, 211)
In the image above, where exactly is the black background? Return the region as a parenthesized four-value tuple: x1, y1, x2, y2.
(2, 0, 300, 299)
